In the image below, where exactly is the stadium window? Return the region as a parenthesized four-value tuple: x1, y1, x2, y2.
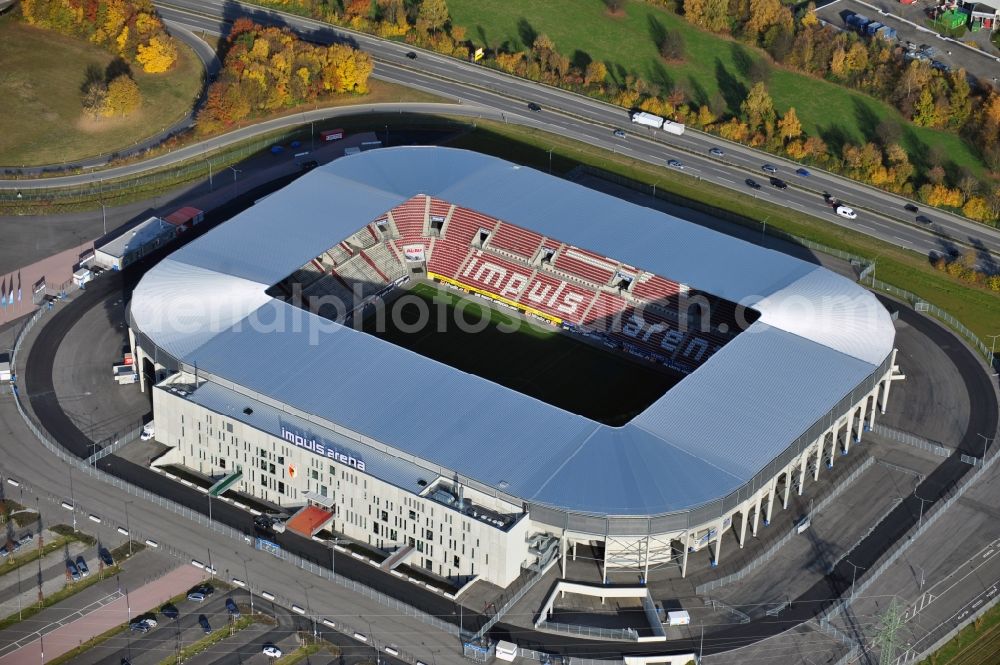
(226, 423, 234, 433)
(409, 510, 416, 520)
(373, 523, 379, 535)
(454, 556, 460, 568)
(426, 529, 433, 540)
(269, 463, 276, 474)
(417, 541, 424, 553)
(381, 510, 388, 522)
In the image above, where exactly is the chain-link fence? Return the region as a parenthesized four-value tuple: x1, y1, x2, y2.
(537, 621, 639, 642)
(872, 424, 952, 457)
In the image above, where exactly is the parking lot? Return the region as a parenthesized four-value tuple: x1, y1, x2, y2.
(816, 0, 1000, 87)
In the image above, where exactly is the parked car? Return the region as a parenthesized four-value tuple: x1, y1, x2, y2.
(195, 583, 215, 596)
(263, 644, 283, 658)
(0, 546, 8, 558)
(187, 592, 206, 603)
(835, 205, 857, 219)
(75, 555, 89, 577)
(161, 603, 179, 620)
(761, 163, 778, 174)
(141, 618, 158, 628)
(709, 147, 725, 157)
(769, 177, 788, 189)
(667, 159, 684, 170)
(198, 615, 212, 634)
(66, 560, 81, 581)
(129, 621, 150, 633)
(613, 128, 626, 138)
(745, 178, 761, 189)
(795, 167, 810, 177)
(98, 547, 114, 567)
(225, 598, 241, 618)
(527, 102, 542, 111)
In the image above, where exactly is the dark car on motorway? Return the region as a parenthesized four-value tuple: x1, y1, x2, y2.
(904, 203, 919, 212)
(527, 102, 542, 111)
(761, 163, 778, 174)
(709, 147, 724, 157)
(745, 178, 761, 189)
(769, 177, 788, 189)
(405, 51, 417, 59)
(916, 215, 932, 224)
(795, 167, 810, 177)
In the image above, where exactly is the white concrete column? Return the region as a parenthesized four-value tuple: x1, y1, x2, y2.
(561, 534, 567, 576)
(842, 414, 852, 455)
(828, 425, 839, 467)
(751, 497, 761, 537)
(738, 508, 748, 548)
(681, 534, 690, 578)
(798, 455, 808, 495)
(782, 471, 791, 509)
(880, 375, 893, 414)
(765, 489, 775, 525)
(643, 536, 650, 581)
(867, 393, 878, 430)
(572, 542, 577, 561)
(712, 525, 723, 567)
(856, 399, 868, 443)
(814, 440, 823, 480)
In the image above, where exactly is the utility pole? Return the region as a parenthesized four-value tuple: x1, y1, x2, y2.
(977, 434, 993, 465)
(874, 597, 904, 665)
(124, 501, 132, 556)
(845, 559, 866, 602)
(914, 493, 931, 528)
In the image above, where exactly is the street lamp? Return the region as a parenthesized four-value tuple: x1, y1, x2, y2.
(914, 492, 931, 528)
(68, 468, 77, 532)
(123, 501, 132, 556)
(977, 434, 993, 465)
(100, 202, 107, 236)
(364, 617, 379, 665)
(915, 563, 925, 590)
(986, 333, 1000, 376)
(239, 553, 254, 616)
(228, 167, 242, 197)
(846, 559, 866, 601)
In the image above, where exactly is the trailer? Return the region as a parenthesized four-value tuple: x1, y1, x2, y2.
(846, 13, 871, 30)
(662, 120, 686, 136)
(320, 128, 344, 142)
(666, 610, 691, 626)
(865, 21, 884, 36)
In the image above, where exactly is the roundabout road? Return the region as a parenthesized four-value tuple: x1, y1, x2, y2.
(9, 175, 997, 658)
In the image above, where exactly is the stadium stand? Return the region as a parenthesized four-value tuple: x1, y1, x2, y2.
(488, 222, 544, 260)
(388, 197, 427, 239)
(552, 247, 618, 286)
(278, 194, 746, 374)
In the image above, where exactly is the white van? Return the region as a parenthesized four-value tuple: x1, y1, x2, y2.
(140, 422, 155, 441)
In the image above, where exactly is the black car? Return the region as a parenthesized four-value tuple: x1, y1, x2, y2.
(225, 597, 241, 618)
(527, 102, 542, 112)
(769, 177, 788, 189)
(161, 603, 179, 620)
(198, 614, 212, 634)
(195, 583, 215, 596)
(299, 159, 319, 171)
(98, 547, 114, 567)
(745, 178, 761, 189)
(405, 51, 417, 59)
(916, 215, 932, 224)
(904, 203, 919, 212)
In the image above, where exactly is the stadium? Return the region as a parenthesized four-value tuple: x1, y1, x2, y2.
(128, 146, 900, 589)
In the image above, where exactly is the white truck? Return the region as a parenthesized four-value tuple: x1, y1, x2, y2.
(631, 111, 665, 129)
(666, 610, 691, 626)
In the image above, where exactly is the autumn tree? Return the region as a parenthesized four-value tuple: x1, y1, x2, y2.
(103, 74, 143, 117)
(777, 107, 801, 142)
(683, 0, 731, 33)
(417, 0, 450, 33)
(584, 61, 608, 87)
(741, 82, 775, 134)
(136, 34, 178, 73)
(659, 29, 685, 61)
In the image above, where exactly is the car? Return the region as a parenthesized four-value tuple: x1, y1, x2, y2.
(161, 604, 179, 620)
(98, 547, 114, 567)
(835, 205, 857, 219)
(18, 533, 32, 546)
(187, 592, 206, 602)
(709, 147, 725, 157)
(198, 615, 212, 634)
(299, 159, 319, 171)
(795, 168, 810, 177)
(66, 560, 81, 581)
(527, 102, 542, 112)
(253, 515, 273, 531)
(761, 164, 778, 174)
(129, 621, 150, 633)
(405, 51, 417, 59)
(262, 644, 283, 658)
(225, 598, 241, 618)
(769, 177, 788, 189)
(196, 583, 215, 596)
(613, 129, 626, 138)
(141, 618, 158, 628)
(904, 203, 919, 212)
(745, 178, 761, 189)
(915, 214, 932, 224)
(667, 159, 684, 170)
(75, 555, 89, 577)
(0, 546, 8, 558)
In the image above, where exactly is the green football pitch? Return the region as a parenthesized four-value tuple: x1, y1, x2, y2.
(361, 282, 681, 425)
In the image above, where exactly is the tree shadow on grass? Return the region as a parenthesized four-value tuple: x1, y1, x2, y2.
(516, 17, 537, 51)
(818, 123, 851, 156)
(715, 58, 748, 115)
(648, 14, 667, 51)
(688, 75, 710, 108)
(649, 59, 675, 94)
(851, 97, 883, 144)
(901, 125, 932, 173)
(571, 49, 592, 72)
(731, 43, 754, 79)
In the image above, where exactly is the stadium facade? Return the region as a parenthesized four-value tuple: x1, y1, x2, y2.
(129, 147, 901, 588)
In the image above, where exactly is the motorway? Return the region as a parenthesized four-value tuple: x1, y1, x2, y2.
(0, 171, 992, 662)
(3, 0, 1000, 265)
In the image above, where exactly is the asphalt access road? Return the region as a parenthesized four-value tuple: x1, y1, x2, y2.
(19, 179, 998, 657)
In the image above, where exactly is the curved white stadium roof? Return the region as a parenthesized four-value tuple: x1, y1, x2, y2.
(131, 147, 895, 517)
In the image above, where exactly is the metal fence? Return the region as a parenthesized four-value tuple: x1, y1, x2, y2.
(472, 557, 558, 642)
(873, 424, 953, 457)
(538, 621, 639, 642)
(704, 598, 750, 624)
